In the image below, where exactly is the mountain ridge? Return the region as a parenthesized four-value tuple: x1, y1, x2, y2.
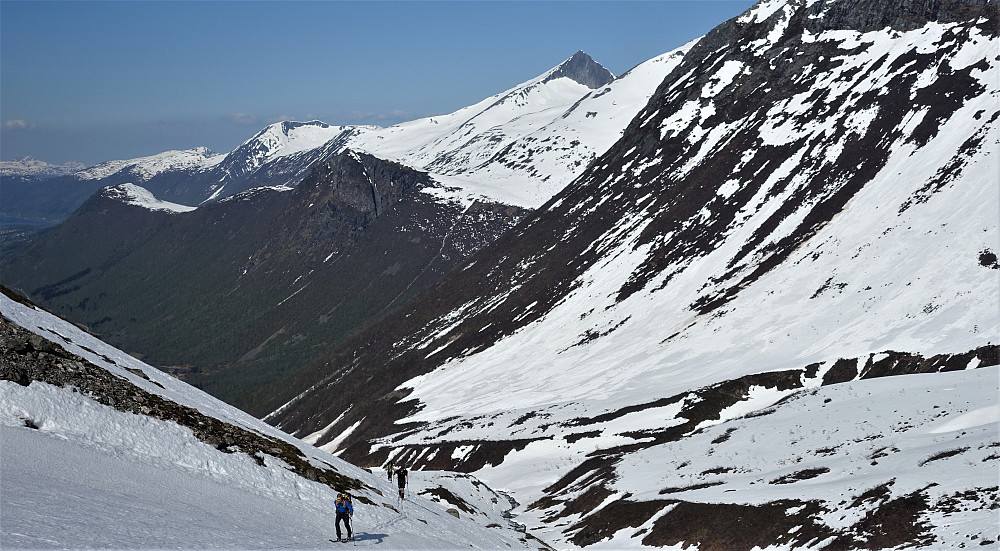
(1, 48, 676, 224)
(253, 0, 998, 547)
(0, 150, 531, 402)
(0, 156, 88, 178)
(0, 45, 688, 399)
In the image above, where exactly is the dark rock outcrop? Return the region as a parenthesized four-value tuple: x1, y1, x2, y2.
(543, 50, 615, 88)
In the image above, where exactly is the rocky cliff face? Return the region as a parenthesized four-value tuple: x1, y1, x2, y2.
(800, 0, 993, 32)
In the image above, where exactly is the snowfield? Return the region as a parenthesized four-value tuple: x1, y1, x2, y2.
(101, 183, 198, 213)
(0, 293, 536, 549)
(76, 146, 223, 181)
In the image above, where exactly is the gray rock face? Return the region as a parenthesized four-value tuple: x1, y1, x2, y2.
(801, 0, 995, 33)
(543, 50, 615, 89)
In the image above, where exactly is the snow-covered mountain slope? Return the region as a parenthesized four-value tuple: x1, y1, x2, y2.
(205, 120, 351, 202)
(76, 146, 223, 181)
(522, 365, 999, 549)
(259, 0, 999, 548)
(0, 156, 87, 178)
(345, 49, 691, 208)
(0, 289, 541, 549)
(101, 183, 197, 213)
(225, 120, 345, 175)
(69, 122, 349, 206)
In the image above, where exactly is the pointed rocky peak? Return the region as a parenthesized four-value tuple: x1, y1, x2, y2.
(543, 50, 615, 89)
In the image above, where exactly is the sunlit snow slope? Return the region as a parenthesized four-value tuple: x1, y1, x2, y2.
(75, 146, 224, 181)
(345, 49, 692, 208)
(265, 0, 999, 548)
(0, 291, 540, 550)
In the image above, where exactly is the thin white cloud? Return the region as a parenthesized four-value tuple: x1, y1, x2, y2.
(227, 113, 258, 125)
(4, 120, 35, 130)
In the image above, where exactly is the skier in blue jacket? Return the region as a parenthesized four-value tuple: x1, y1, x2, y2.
(335, 493, 354, 542)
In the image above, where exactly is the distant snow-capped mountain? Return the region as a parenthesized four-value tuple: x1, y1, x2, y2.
(68, 123, 348, 206)
(205, 120, 350, 201)
(219, 120, 345, 178)
(71, 122, 344, 194)
(259, 0, 999, 548)
(0, 156, 87, 178)
(5, 49, 681, 223)
(344, 49, 691, 208)
(76, 146, 223, 181)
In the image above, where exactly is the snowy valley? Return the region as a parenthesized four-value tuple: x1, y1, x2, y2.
(2, 0, 998, 549)
(258, 0, 1000, 548)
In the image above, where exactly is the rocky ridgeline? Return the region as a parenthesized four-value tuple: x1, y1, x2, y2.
(0, 290, 373, 502)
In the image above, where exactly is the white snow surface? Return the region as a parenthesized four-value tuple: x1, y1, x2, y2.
(218, 121, 346, 181)
(0, 294, 533, 550)
(572, 368, 1000, 549)
(102, 183, 197, 213)
(76, 146, 223, 181)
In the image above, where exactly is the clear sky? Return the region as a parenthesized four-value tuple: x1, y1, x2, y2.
(1, 0, 756, 166)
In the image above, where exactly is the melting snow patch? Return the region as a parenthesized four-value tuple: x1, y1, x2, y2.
(697, 385, 790, 429)
(927, 405, 999, 434)
(452, 445, 477, 461)
(301, 410, 349, 445)
(320, 418, 364, 456)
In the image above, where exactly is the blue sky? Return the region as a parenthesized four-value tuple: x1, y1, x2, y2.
(1, 1, 755, 165)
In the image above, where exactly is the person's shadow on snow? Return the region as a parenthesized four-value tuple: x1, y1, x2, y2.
(352, 532, 387, 544)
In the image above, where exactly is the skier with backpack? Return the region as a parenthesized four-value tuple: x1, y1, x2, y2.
(384, 462, 394, 482)
(395, 466, 409, 501)
(335, 493, 354, 543)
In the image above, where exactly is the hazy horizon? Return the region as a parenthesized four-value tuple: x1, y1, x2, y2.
(1, 0, 755, 166)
